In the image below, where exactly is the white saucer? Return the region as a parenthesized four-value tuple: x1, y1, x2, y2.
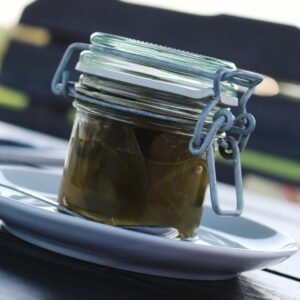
(0, 166, 297, 280)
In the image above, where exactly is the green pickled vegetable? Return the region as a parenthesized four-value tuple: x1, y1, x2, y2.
(59, 114, 208, 239)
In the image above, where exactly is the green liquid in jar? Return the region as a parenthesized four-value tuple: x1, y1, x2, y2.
(59, 115, 208, 239)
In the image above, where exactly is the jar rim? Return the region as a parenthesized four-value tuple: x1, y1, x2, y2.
(75, 74, 221, 125)
(73, 100, 220, 138)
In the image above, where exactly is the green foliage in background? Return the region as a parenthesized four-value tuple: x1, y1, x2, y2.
(217, 150, 300, 183)
(0, 85, 29, 110)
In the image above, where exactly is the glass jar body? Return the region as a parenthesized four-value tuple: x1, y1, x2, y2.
(59, 101, 209, 239)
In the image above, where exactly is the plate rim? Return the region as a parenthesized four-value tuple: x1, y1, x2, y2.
(0, 165, 298, 280)
(0, 182, 297, 258)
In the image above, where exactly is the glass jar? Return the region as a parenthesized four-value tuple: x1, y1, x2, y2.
(52, 33, 262, 239)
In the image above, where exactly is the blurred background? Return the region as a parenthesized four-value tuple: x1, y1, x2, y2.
(0, 0, 299, 202)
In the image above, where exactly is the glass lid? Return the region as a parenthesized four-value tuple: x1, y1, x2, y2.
(75, 32, 238, 106)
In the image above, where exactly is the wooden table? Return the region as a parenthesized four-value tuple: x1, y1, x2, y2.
(0, 122, 299, 299)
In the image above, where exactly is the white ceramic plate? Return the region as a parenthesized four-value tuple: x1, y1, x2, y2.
(0, 166, 297, 280)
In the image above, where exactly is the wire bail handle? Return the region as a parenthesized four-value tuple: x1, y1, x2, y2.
(52, 43, 90, 97)
(52, 43, 263, 217)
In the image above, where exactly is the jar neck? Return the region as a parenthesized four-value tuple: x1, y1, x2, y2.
(73, 100, 195, 137)
(75, 74, 227, 137)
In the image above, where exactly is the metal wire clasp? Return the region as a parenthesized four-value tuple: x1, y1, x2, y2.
(189, 68, 263, 216)
(207, 137, 243, 215)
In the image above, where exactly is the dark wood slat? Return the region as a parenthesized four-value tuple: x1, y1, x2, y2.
(20, 0, 300, 81)
(0, 227, 299, 300)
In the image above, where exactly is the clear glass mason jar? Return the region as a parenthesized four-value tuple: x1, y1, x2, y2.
(56, 33, 243, 239)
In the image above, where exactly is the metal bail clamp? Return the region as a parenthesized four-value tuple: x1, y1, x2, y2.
(189, 68, 263, 217)
(52, 43, 91, 97)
